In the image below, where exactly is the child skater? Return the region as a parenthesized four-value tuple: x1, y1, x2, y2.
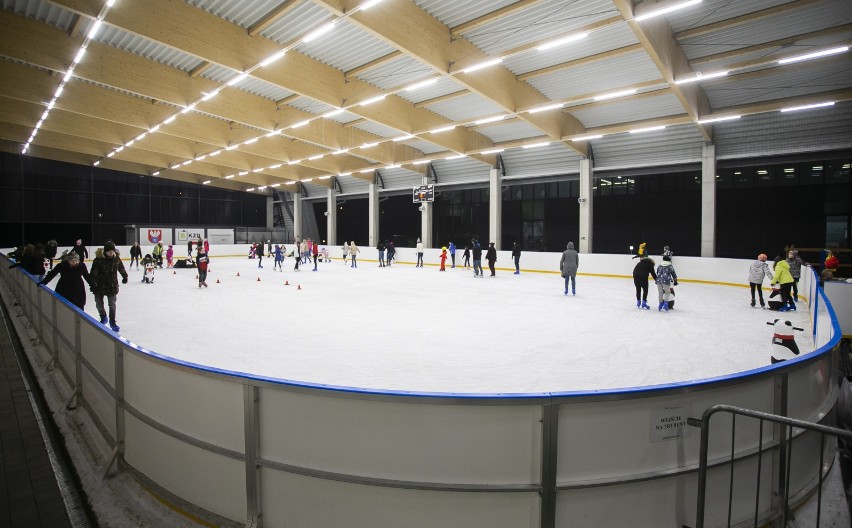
(142, 254, 155, 284)
(632, 257, 657, 309)
(462, 244, 471, 268)
(196, 246, 209, 287)
(439, 246, 448, 271)
(655, 255, 678, 311)
(166, 244, 174, 268)
(748, 253, 773, 308)
(273, 244, 284, 271)
(771, 256, 795, 311)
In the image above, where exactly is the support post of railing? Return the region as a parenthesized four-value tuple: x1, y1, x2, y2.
(104, 341, 125, 478)
(34, 286, 42, 345)
(48, 296, 58, 370)
(66, 314, 82, 410)
(688, 415, 710, 528)
(772, 373, 788, 527)
(539, 402, 558, 528)
(244, 384, 261, 527)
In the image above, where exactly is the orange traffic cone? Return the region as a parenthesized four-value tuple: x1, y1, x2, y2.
(237, 272, 240, 277)
(285, 280, 289, 286)
(257, 277, 261, 282)
(216, 279, 220, 284)
(297, 284, 302, 290)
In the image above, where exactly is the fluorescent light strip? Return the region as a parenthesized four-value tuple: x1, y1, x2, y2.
(247, 188, 255, 192)
(430, 125, 456, 133)
(461, 58, 502, 74)
(135, 133, 147, 141)
(55, 86, 64, 97)
(93, 160, 100, 166)
(265, 130, 280, 138)
(528, 103, 563, 114)
(675, 70, 728, 84)
(150, 125, 161, 132)
(225, 175, 234, 179)
(634, 0, 701, 22)
(780, 101, 834, 113)
(269, 164, 282, 169)
(181, 104, 196, 114)
(202, 180, 211, 185)
(405, 78, 438, 91)
(196, 154, 206, 160)
(696, 115, 741, 124)
(125, 140, 134, 147)
(201, 90, 218, 101)
(594, 89, 636, 101)
(572, 134, 603, 141)
(239, 171, 249, 176)
(445, 154, 465, 160)
(271, 183, 281, 188)
(303, 22, 336, 43)
(226, 144, 238, 150)
(243, 137, 258, 145)
(115, 146, 124, 153)
(359, 169, 374, 173)
(88, 19, 103, 39)
(253, 168, 263, 173)
(227, 73, 249, 86)
(360, 94, 386, 106)
(288, 160, 302, 165)
(323, 108, 344, 118)
(258, 186, 267, 191)
(285, 181, 295, 185)
(393, 135, 414, 142)
(308, 154, 324, 160)
(339, 172, 352, 176)
(152, 171, 160, 176)
(210, 150, 221, 156)
(259, 49, 287, 67)
(413, 160, 430, 165)
(629, 125, 666, 134)
(361, 142, 378, 149)
(360, 0, 384, 10)
(333, 149, 349, 155)
(164, 115, 176, 124)
(319, 175, 332, 180)
(63, 69, 74, 82)
(181, 160, 192, 166)
(474, 115, 505, 125)
(107, 152, 115, 158)
(778, 46, 849, 65)
(73, 48, 86, 64)
(481, 148, 504, 155)
(291, 119, 310, 128)
(386, 164, 400, 169)
(302, 178, 313, 182)
(523, 142, 550, 149)
(537, 32, 588, 52)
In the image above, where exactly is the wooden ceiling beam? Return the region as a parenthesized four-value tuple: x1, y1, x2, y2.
(675, 0, 823, 41)
(248, 0, 303, 36)
(450, 0, 542, 36)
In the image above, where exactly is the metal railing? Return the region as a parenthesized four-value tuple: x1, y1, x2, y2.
(689, 404, 852, 528)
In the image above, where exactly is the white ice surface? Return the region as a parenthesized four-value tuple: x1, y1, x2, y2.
(68, 256, 814, 395)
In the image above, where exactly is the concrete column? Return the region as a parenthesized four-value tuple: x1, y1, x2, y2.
(420, 175, 433, 248)
(265, 195, 273, 229)
(579, 158, 593, 254)
(489, 168, 502, 249)
(368, 181, 379, 248)
(326, 187, 337, 246)
(292, 191, 302, 241)
(701, 143, 716, 257)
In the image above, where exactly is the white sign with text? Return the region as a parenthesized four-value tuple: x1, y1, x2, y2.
(650, 405, 692, 443)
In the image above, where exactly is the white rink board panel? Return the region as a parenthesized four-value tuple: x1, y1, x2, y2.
(123, 351, 245, 453)
(555, 379, 775, 482)
(81, 367, 116, 441)
(785, 355, 833, 421)
(261, 470, 541, 528)
(259, 388, 542, 484)
(55, 303, 76, 350)
(78, 322, 115, 387)
(123, 413, 246, 523)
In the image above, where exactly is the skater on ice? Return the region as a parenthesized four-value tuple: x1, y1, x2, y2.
(38, 251, 92, 311)
(129, 241, 141, 270)
(770, 256, 795, 312)
(747, 253, 773, 308)
(196, 246, 209, 288)
(89, 241, 128, 332)
(439, 246, 448, 271)
(141, 254, 155, 283)
(632, 257, 657, 309)
(655, 256, 678, 311)
(560, 242, 579, 295)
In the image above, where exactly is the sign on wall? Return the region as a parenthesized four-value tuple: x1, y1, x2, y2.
(176, 228, 204, 244)
(649, 405, 692, 443)
(139, 227, 172, 245)
(207, 228, 234, 245)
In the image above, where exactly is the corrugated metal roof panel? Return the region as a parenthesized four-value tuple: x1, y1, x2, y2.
(462, 0, 619, 56)
(376, 167, 424, 191)
(94, 25, 205, 72)
(414, 0, 518, 29)
(185, 0, 284, 29)
(431, 157, 492, 185)
(425, 93, 506, 122)
(477, 120, 546, 143)
(678, 0, 852, 61)
(571, 91, 686, 128)
(286, 96, 335, 115)
(705, 60, 852, 110)
(352, 120, 404, 138)
(503, 22, 639, 76)
(502, 143, 582, 178)
(259, 1, 333, 45)
(296, 19, 396, 73)
(715, 100, 852, 159)
(301, 179, 329, 198)
(233, 76, 295, 101)
(355, 55, 434, 91)
(403, 139, 447, 155)
(395, 76, 467, 105)
(592, 124, 705, 169)
(336, 173, 372, 196)
(3, 0, 75, 32)
(526, 51, 663, 101)
(667, 0, 790, 32)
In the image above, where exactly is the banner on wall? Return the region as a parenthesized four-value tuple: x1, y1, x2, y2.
(139, 227, 172, 245)
(176, 228, 204, 244)
(207, 228, 234, 245)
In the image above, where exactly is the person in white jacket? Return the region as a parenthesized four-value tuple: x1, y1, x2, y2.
(416, 238, 424, 267)
(348, 241, 360, 268)
(342, 241, 349, 265)
(747, 253, 774, 308)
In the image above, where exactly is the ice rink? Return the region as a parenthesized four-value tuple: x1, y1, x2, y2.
(54, 254, 813, 394)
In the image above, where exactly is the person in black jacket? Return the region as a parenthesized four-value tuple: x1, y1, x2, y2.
(45, 240, 58, 269)
(70, 239, 88, 261)
(38, 252, 92, 310)
(511, 242, 521, 274)
(633, 257, 657, 310)
(486, 242, 497, 277)
(129, 242, 142, 270)
(8, 244, 46, 279)
(89, 241, 128, 331)
(256, 241, 264, 268)
(472, 239, 483, 277)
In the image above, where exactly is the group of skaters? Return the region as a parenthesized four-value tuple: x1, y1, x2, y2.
(747, 246, 839, 312)
(631, 244, 678, 311)
(251, 238, 332, 272)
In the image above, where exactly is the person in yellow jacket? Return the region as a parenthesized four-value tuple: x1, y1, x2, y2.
(152, 241, 165, 268)
(770, 257, 795, 312)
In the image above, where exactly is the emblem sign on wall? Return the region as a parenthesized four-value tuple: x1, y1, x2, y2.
(138, 227, 172, 245)
(176, 228, 204, 243)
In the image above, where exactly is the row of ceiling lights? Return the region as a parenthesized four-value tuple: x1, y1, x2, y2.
(25, 0, 848, 192)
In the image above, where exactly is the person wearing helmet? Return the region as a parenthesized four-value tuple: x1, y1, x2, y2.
(439, 246, 448, 271)
(747, 253, 773, 308)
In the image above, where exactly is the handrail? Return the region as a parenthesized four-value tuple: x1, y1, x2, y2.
(688, 404, 852, 528)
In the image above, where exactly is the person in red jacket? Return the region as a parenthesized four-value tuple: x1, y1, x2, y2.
(312, 240, 319, 271)
(439, 246, 448, 271)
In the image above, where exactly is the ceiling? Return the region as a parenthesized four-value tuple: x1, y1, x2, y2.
(1, 0, 851, 198)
